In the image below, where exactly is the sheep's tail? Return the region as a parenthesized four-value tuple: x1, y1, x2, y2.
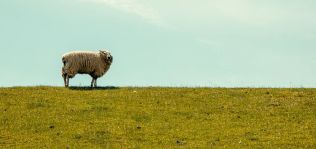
(62, 57, 67, 66)
(61, 57, 68, 78)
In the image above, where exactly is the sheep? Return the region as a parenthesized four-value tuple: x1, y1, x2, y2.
(61, 50, 113, 87)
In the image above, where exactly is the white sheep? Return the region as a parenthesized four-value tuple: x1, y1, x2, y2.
(61, 50, 113, 87)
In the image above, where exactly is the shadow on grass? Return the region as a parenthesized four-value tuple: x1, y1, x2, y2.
(68, 86, 119, 90)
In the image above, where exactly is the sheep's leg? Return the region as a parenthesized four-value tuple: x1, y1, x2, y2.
(66, 75, 69, 87)
(62, 72, 68, 87)
(62, 67, 67, 87)
(94, 78, 97, 88)
(63, 75, 67, 87)
(91, 78, 95, 88)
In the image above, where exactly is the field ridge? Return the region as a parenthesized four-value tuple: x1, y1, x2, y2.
(0, 87, 315, 148)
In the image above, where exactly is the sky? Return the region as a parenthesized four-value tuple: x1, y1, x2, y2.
(0, 0, 315, 87)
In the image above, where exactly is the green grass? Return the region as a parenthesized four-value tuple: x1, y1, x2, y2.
(0, 87, 315, 148)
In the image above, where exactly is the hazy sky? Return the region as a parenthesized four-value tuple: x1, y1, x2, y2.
(1, 0, 315, 87)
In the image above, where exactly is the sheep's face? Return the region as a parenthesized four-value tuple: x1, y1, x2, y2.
(100, 50, 113, 64)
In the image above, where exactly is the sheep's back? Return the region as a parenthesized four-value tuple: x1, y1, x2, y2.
(63, 51, 101, 73)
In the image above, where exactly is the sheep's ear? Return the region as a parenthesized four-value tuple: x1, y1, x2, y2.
(99, 50, 105, 54)
(99, 50, 107, 53)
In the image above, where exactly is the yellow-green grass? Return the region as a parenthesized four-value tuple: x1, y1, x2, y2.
(0, 87, 315, 148)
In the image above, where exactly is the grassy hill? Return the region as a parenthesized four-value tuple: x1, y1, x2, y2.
(0, 87, 315, 148)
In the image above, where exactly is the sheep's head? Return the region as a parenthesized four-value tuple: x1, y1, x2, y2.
(99, 50, 113, 64)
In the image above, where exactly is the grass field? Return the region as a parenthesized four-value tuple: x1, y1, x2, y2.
(0, 87, 315, 148)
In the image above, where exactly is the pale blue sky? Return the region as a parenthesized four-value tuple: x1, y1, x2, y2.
(0, 0, 315, 87)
